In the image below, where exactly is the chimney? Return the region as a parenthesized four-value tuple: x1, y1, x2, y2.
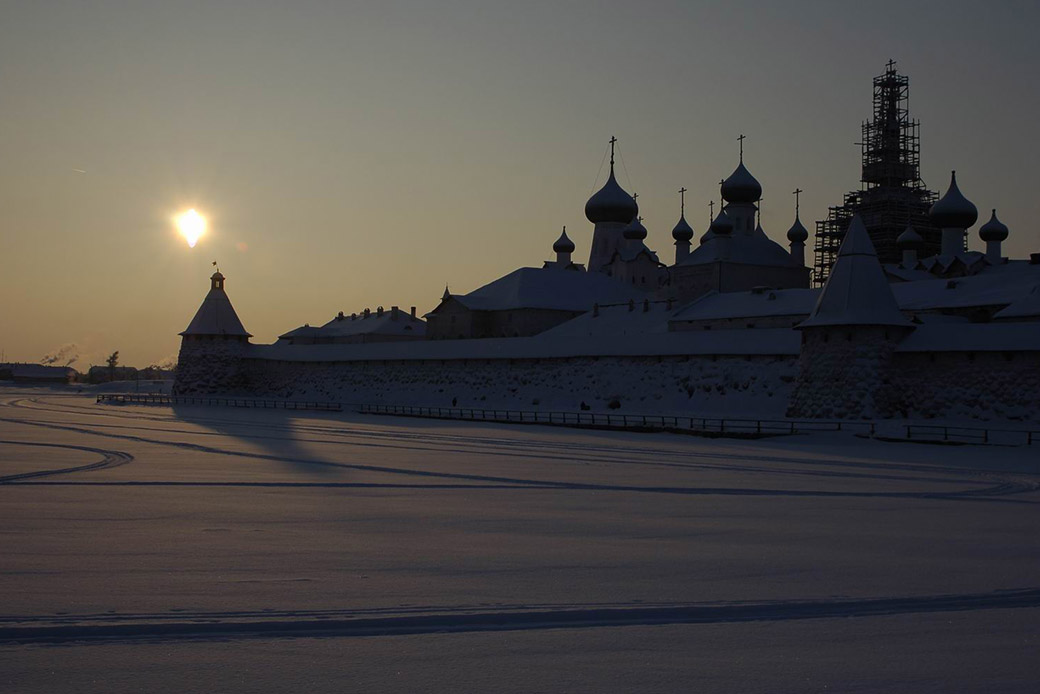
(391, 305, 399, 321)
(410, 306, 417, 319)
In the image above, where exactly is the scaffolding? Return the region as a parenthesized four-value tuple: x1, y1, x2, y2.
(813, 62, 940, 285)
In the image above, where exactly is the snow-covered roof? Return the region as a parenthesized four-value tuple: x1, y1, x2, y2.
(180, 279, 251, 337)
(539, 301, 677, 339)
(677, 226, 797, 268)
(319, 310, 426, 337)
(612, 241, 660, 264)
(896, 323, 1040, 353)
(993, 283, 1040, 319)
(249, 328, 801, 363)
(671, 288, 819, 322)
(891, 264, 1040, 311)
(799, 216, 912, 329)
(448, 266, 647, 313)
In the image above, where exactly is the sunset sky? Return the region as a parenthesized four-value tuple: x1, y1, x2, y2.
(2, 0, 1038, 367)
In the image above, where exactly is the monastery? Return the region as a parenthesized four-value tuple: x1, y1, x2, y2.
(173, 65, 1040, 424)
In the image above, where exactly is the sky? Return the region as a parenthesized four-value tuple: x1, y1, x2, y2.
(1, 0, 1038, 367)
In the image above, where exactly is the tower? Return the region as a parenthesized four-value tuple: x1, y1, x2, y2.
(172, 271, 252, 395)
(813, 61, 940, 285)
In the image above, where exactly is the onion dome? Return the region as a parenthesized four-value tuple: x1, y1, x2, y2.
(929, 171, 978, 229)
(672, 214, 694, 242)
(623, 216, 647, 241)
(552, 227, 575, 253)
(897, 225, 924, 249)
(585, 167, 638, 224)
(979, 209, 1009, 242)
(721, 161, 762, 204)
(709, 210, 734, 236)
(787, 215, 808, 243)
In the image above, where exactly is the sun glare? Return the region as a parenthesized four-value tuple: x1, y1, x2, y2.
(175, 209, 207, 248)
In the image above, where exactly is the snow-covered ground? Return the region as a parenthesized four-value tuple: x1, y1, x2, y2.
(1, 385, 1038, 693)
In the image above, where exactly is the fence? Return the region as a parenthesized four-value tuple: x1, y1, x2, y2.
(905, 424, 1040, 446)
(358, 403, 877, 437)
(96, 393, 342, 412)
(94, 393, 1039, 445)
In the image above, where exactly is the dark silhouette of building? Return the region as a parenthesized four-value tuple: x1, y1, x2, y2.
(813, 61, 941, 285)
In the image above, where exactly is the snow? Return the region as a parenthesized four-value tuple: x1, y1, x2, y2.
(448, 266, 647, 313)
(248, 328, 802, 362)
(993, 282, 1040, 319)
(678, 225, 797, 267)
(670, 288, 818, 322)
(2, 387, 1039, 692)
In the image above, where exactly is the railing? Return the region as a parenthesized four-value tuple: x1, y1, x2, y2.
(905, 424, 1040, 446)
(94, 394, 1039, 445)
(96, 393, 342, 412)
(358, 403, 877, 437)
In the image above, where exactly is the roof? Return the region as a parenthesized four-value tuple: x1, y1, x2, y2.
(671, 288, 819, 322)
(248, 328, 802, 363)
(180, 286, 251, 337)
(993, 283, 1040, 319)
(799, 216, 912, 329)
(446, 266, 648, 313)
(319, 311, 426, 337)
(678, 226, 797, 268)
(539, 301, 677, 339)
(891, 263, 1040, 311)
(897, 323, 1040, 353)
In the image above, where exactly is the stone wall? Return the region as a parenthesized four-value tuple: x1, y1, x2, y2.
(787, 327, 906, 419)
(240, 354, 798, 416)
(172, 336, 249, 395)
(884, 351, 1040, 423)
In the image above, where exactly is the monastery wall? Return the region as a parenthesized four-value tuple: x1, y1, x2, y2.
(884, 351, 1040, 423)
(786, 327, 905, 420)
(172, 337, 249, 395)
(237, 354, 798, 416)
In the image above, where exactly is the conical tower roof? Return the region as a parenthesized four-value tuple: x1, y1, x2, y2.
(798, 216, 912, 329)
(180, 272, 251, 337)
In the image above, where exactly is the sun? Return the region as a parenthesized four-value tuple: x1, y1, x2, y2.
(175, 209, 207, 248)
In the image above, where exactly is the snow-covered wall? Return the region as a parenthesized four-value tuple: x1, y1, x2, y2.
(240, 354, 798, 416)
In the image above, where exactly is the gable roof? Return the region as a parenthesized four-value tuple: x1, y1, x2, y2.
(445, 267, 648, 313)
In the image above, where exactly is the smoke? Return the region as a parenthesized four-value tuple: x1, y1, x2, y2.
(154, 354, 178, 370)
(40, 343, 80, 367)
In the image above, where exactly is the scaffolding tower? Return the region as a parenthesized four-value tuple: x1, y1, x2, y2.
(813, 62, 940, 285)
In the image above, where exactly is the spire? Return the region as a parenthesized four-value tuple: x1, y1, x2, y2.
(798, 216, 911, 329)
(442, 285, 451, 301)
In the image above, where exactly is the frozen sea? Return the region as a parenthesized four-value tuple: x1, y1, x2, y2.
(1, 387, 1038, 693)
